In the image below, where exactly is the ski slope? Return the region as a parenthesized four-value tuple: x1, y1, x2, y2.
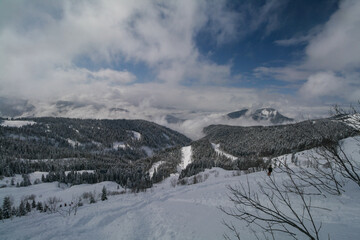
(179, 146, 192, 170)
(148, 161, 165, 178)
(211, 142, 238, 161)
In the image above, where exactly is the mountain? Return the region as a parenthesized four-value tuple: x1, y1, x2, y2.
(0, 117, 191, 178)
(226, 109, 249, 119)
(165, 114, 186, 124)
(148, 117, 358, 180)
(227, 108, 293, 124)
(0, 97, 35, 117)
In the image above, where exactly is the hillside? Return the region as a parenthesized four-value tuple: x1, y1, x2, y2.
(0, 117, 191, 189)
(0, 137, 360, 239)
(0, 117, 190, 160)
(149, 118, 358, 180)
(226, 108, 294, 124)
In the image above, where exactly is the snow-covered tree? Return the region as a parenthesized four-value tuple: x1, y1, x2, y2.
(19, 201, 26, 216)
(101, 186, 107, 201)
(2, 196, 12, 219)
(26, 201, 31, 213)
(31, 199, 36, 208)
(36, 202, 43, 212)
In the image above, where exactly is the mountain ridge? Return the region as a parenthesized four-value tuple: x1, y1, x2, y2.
(227, 107, 294, 124)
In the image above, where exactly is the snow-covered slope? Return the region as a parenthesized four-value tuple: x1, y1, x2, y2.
(211, 142, 237, 161)
(148, 161, 166, 178)
(0, 137, 359, 240)
(1, 166, 360, 240)
(0, 120, 36, 127)
(179, 146, 192, 170)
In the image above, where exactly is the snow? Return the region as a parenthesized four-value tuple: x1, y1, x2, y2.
(261, 109, 271, 117)
(0, 171, 94, 188)
(130, 130, 141, 141)
(0, 181, 119, 206)
(64, 170, 95, 175)
(67, 138, 81, 147)
(0, 171, 48, 187)
(0, 120, 36, 128)
(0, 137, 360, 239)
(1, 165, 360, 239)
(148, 161, 165, 178)
(211, 142, 237, 161)
(342, 113, 360, 130)
(179, 146, 192, 170)
(113, 141, 126, 149)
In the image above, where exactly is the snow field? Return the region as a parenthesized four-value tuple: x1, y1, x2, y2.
(148, 161, 166, 178)
(113, 141, 127, 149)
(211, 142, 238, 161)
(0, 120, 36, 128)
(130, 130, 141, 141)
(0, 137, 359, 239)
(1, 166, 360, 239)
(179, 146, 192, 170)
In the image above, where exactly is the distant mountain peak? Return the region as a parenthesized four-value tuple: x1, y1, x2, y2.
(165, 114, 186, 124)
(226, 109, 249, 119)
(227, 108, 293, 124)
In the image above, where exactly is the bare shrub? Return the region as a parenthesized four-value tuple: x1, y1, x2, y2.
(178, 177, 188, 185)
(46, 196, 62, 213)
(107, 190, 126, 196)
(221, 171, 327, 240)
(195, 174, 203, 183)
(23, 194, 36, 201)
(232, 170, 241, 177)
(82, 191, 92, 199)
(170, 178, 177, 188)
(204, 173, 209, 181)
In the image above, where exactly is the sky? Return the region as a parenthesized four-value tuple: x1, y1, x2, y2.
(0, 0, 359, 123)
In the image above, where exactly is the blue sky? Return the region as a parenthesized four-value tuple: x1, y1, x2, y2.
(0, 0, 359, 119)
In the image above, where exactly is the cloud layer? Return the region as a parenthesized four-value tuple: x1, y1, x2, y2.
(0, 0, 359, 136)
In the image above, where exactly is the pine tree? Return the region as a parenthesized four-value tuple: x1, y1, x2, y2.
(2, 196, 12, 219)
(26, 201, 31, 213)
(0, 207, 3, 220)
(90, 194, 96, 204)
(32, 199, 36, 208)
(101, 186, 107, 201)
(44, 204, 48, 212)
(11, 207, 17, 217)
(36, 202, 43, 212)
(19, 201, 26, 216)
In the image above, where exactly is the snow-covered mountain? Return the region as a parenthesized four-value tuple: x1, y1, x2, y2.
(227, 108, 294, 124)
(0, 117, 191, 165)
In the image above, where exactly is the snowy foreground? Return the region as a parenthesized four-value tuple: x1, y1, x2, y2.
(1, 138, 360, 240)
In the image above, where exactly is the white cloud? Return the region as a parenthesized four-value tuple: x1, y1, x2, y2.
(299, 72, 346, 99)
(268, 0, 360, 102)
(90, 69, 136, 85)
(1, 0, 353, 123)
(305, 0, 360, 71)
(0, 0, 238, 100)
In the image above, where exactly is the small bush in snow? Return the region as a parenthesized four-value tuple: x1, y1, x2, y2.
(170, 178, 177, 188)
(204, 173, 209, 181)
(178, 178, 188, 185)
(107, 190, 126, 196)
